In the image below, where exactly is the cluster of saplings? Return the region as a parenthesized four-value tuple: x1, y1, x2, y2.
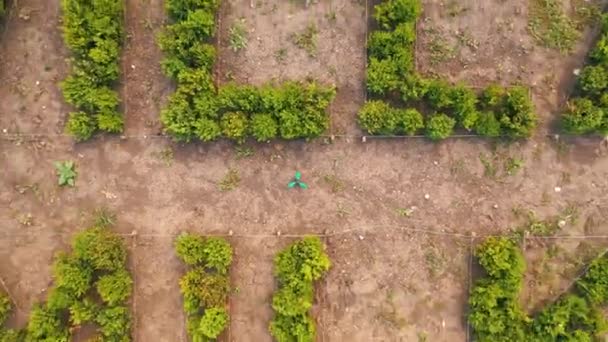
(0, 226, 133, 341)
(61, 0, 124, 141)
(361, 0, 537, 140)
(470, 237, 608, 341)
(563, 15, 608, 135)
(270, 237, 331, 342)
(174, 233, 233, 341)
(159, 0, 335, 143)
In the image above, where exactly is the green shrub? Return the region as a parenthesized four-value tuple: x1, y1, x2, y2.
(0, 294, 10, 326)
(175, 233, 207, 266)
(368, 23, 416, 60)
(480, 84, 505, 108)
(96, 111, 124, 133)
(96, 270, 133, 306)
(425, 79, 454, 109)
(53, 253, 93, 298)
(69, 299, 99, 326)
(199, 307, 228, 339)
(475, 112, 502, 137)
(95, 306, 130, 339)
(366, 58, 400, 95)
(577, 256, 608, 305)
(251, 113, 278, 142)
(449, 85, 479, 130)
(46, 287, 77, 312)
(65, 112, 96, 142)
(202, 238, 233, 275)
(591, 35, 608, 66)
(221, 111, 249, 143)
(395, 108, 424, 135)
(425, 114, 455, 140)
(73, 227, 127, 272)
(25, 305, 69, 342)
(374, 0, 421, 30)
(578, 65, 608, 96)
(499, 86, 537, 138)
(400, 74, 430, 101)
(562, 98, 604, 134)
(358, 100, 397, 135)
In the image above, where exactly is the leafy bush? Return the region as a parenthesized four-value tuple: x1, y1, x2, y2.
(251, 113, 278, 142)
(52, 253, 93, 297)
(498, 86, 537, 138)
(475, 112, 502, 137)
(175, 233, 207, 266)
(96, 270, 133, 306)
(449, 85, 479, 130)
(0, 293, 12, 333)
(221, 111, 249, 143)
(26, 305, 69, 342)
(579, 65, 608, 96)
(562, 97, 604, 134)
(270, 237, 330, 342)
(60, 0, 124, 140)
(175, 233, 232, 341)
(358, 100, 397, 135)
(73, 227, 127, 272)
(425, 114, 455, 140)
(374, 0, 421, 30)
(65, 112, 96, 142)
(199, 307, 228, 339)
(95, 306, 131, 339)
(395, 108, 424, 135)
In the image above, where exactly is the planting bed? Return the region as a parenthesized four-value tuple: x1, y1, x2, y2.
(0, 0, 608, 341)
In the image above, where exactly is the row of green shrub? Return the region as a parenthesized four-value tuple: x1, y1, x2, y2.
(469, 237, 608, 341)
(0, 226, 133, 342)
(0, 291, 20, 341)
(175, 233, 232, 341)
(160, 0, 335, 143)
(359, 84, 536, 139)
(362, 0, 538, 139)
(60, 0, 124, 141)
(562, 14, 608, 135)
(269, 237, 331, 342)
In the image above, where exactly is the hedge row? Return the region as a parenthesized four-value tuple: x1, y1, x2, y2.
(563, 15, 608, 135)
(0, 291, 19, 341)
(470, 237, 608, 341)
(361, 0, 538, 139)
(0, 226, 133, 342)
(175, 233, 233, 341)
(160, 0, 335, 142)
(270, 237, 331, 342)
(60, 0, 124, 141)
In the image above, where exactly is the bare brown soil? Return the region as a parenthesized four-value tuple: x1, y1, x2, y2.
(1, 0, 608, 342)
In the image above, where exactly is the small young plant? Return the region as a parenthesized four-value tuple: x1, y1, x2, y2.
(219, 168, 240, 191)
(229, 19, 248, 52)
(504, 157, 524, 176)
(292, 24, 318, 57)
(55, 161, 77, 187)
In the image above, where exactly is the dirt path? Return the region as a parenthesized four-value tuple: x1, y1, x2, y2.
(122, 0, 171, 135)
(0, 0, 67, 134)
